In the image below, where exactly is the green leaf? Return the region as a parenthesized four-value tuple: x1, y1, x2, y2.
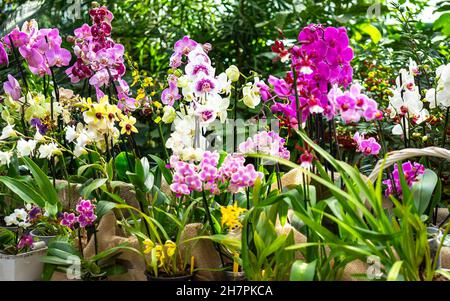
(387, 261, 403, 281)
(290, 260, 316, 281)
(115, 152, 135, 180)
(0, 176, 46, 208)
(149, 155, 172, 184)
(433, 13, 450, 35)
(96, 201, 118, 219)
(77, 164, 104, 177)
(358, 23, 382, 43)
(22, 157, 59, 207)
(412, 169, 438, 216)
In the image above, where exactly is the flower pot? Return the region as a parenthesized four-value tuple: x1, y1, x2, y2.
(30, 229, 56, 246)
(427, 226, 443, 268)
(0, 245, 47, 281)
(223, 270, 246, 281)
(145, 271, 194, 281)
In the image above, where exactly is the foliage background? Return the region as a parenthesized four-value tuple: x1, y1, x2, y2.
(2, 0, 450, 79)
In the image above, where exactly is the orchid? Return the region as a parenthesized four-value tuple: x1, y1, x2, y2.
(0, 124, 17, 140)
(163, 36, 233, 157)
(169, 151, 263, 196)
(119, 115, 138, 135)
(328, 83, 382, 124)
(383, 161, 425, 197)
(0, 151, 12, 167)
(3, 20, 71, 77)
(66, 6, 135, 109)
(3, 74, 21, 101)
(0, 42, 8, 65)
(269, 24, 355, 125)
(38, 142, 61, 160)
(387, 62, 430, 136)
(425, 63, 450, 108)
(16, 139, 37, 157)
(17, 235, 34, 250)
(239, 131, 290, 160)
(353, 132, 381, 156)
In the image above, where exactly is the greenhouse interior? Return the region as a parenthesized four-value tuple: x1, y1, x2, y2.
(0, 0, 450, 289)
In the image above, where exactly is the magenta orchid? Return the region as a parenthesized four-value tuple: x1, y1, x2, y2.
(353, 132, 381, 156)
(61, 212, 77, 228)
(269, 24, 355, 126)
(328, 83, 383, 124)
(60, 199, 97, 229)
(17, 235, 33, 250)
(383, 161, 425, 197)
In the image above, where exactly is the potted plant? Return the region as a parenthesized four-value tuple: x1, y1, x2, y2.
(0, 210, 47, 281)
(40, 197, 139, 281)
(29, 212, 69, 246)
(40, 236, 136, 281)
(116, 157, 196, 280)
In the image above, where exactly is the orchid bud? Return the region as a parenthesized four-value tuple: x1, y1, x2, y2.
(226, 65, 240, 82)
(202, 43, 212, 53)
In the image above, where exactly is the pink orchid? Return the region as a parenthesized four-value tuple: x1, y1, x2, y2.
(4, 28, 29, 47)
(0, 43, 8, 65)
(46, 46, 71, 67)
(174, 36, 198, 55)
(353, 132, 381, 156)
(18, 45, 43, 68)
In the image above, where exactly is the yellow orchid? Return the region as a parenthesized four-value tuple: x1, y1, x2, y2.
(155, 245, 165, 267)
(220, 203, 247, 230)
(143, 239, 155, 254)
(119, 115, 138, 135)
(131, 70, 140, 87)
(164, 240, 176, 257)
(136, 88, 146, 101)
(142, 77, 154, 88)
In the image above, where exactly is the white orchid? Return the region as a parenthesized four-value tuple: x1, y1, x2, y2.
(0, 151, 12, 166)
(242, 81, 261, 109)
(0, 124, 17, 140)
(38, 142, 61, 159)
(4, 208, 31, 229)
(425, 63, 450, 108)
(65, 125, 78, 143)
(16, 139, 37, 157)
(162, 106, 176, 124)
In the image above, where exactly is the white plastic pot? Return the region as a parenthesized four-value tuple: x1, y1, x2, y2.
(0, 244, 47, 281)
